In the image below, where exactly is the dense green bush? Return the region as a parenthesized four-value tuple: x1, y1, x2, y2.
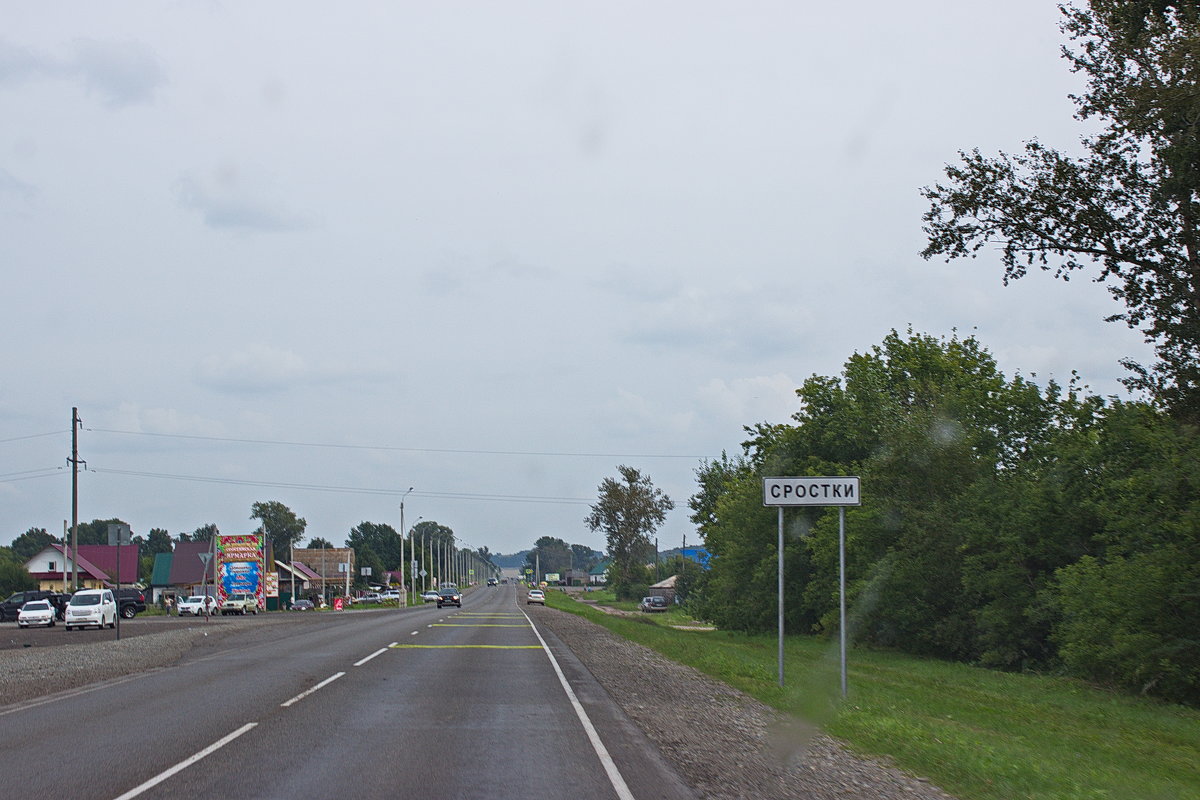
(689, 329, 1200, 706)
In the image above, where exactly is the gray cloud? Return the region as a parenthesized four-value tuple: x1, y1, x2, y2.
(0, 38, 164, 107)
(0, 168, 35, 203)
(176, 170, 312, 233)
(196, 345, 311, 394)
(70, 39, 165, 107)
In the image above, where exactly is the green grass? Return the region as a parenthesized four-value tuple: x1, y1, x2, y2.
(546, 591, 1200, 800)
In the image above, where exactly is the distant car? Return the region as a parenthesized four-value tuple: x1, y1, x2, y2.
(380, 590, 401, 601)
(17, 599, 56, 628)
(421, 590, 440, 603)
(65, 589, 117, 630)
(358, 592, 383, 604)
(487, 577, 498, 586)
(640, 596, 669, 612)
(290, 598, 315, 611)
(220, 593, 258, 615)
(176, 595, 216, 616)
(437, 588, 462, 608)
(527, 589, 545, 605)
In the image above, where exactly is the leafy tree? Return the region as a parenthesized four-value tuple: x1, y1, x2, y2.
(0, 550, 35, 597)
(144, 528, 173, 556)
(525, 536, 572, 578)
(921, 1, 1200, 419)
(353, 546, 386, 589)
(73, 519, 130, 546)
(305, 537, 334, 549)
(570, 544, 600, 573)
(10, 527, 54, 562)
(347, 521, 400, 570)
(177, 523, 218, 543)
(250, 501, 307, 557)
(585, 466, 674, 599)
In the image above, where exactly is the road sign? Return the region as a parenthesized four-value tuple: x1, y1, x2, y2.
(763, 476, 860, 506)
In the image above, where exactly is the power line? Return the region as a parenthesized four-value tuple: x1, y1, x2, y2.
(0, 431, 63, 444)
(0, 467, 65, 484)
(87, 427, 708, 460)
(90, 467, 593, 506)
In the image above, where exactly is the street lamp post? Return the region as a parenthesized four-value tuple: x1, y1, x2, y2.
(400, 487, 412, 610)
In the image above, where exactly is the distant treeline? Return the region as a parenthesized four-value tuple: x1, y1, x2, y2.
(688, 330, 1200, 707)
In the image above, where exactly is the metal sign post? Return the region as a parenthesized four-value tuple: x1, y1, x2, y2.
(763, 476, 861, 694)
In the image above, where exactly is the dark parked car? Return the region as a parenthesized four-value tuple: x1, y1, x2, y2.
(0, 590, 71, 622)
(639, 596, 669, 612)
(116, 588, 147, 619)
(290, 598, 315, 611)
(436, 588, 462, 608)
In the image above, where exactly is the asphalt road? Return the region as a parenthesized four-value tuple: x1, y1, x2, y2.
(0, 585, 695, 800)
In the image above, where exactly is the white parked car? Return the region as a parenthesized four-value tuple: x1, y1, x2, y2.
(421, 590, 440, 603)
(380, 590, 401, 601)
(17, 599, 56, 628)
(176, 595, 216, 616)
(65, 589, 117, 630)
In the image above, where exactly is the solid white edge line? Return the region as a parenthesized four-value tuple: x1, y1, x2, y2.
(280, 671, 346, 707)
(524, 611, 636, 800)
(111, 722, 258, 800)
(354, 647, 389, 667)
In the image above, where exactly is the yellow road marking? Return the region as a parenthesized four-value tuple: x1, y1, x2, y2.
(389, 644, 542, 649)
(431, 623, 528, 627)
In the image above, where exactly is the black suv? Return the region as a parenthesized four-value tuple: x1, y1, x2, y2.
(0, 590, 71, 622)
(436, 588, 462, 608)
(116, 588, 147, 619)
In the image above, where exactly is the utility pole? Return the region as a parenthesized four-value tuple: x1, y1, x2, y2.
(68, 407, 83, 591)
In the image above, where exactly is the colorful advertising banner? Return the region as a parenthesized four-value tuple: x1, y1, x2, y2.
(217, 534, 265, 610)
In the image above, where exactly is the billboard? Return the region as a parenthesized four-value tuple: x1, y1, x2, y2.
(216, 534, 265, 609)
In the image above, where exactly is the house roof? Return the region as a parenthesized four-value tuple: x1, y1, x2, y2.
(589, 558, 612, 575)
(151, 552, 174, 586)
(76, 544, 140, 580)
(167, 540, 215, 585)
(290, 561, 323, 581)
(651, 575, 677, 589)
(28, 543, 123, 583)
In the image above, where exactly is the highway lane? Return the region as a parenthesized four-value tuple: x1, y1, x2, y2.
(0, 585, 694, 800)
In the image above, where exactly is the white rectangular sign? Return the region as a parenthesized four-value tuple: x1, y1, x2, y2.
(763, 476, 861, 506)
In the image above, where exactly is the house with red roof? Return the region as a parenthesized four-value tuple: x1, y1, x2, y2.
(24, 543, 141, 591)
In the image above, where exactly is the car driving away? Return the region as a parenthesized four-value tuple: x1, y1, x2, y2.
(436, 588, 462, 608)
(527, 589, 545, 605)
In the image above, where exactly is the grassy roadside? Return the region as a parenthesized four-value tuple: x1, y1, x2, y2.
(546, 590, 1200, 800)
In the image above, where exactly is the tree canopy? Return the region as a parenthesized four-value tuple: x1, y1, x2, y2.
(689, 328, 1200, 705)
(585, 465, 673, 598)
(250, 501, 307, 557)
(921, 0, 1200, 420)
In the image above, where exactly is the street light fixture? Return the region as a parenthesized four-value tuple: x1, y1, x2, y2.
(400, 487, 413, 609)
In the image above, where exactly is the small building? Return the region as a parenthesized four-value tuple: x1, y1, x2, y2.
(24, 543, 140, 591)
(588, 559, 612, 586)
(649, 575, 677, 603)
(291, 547, 356, 600)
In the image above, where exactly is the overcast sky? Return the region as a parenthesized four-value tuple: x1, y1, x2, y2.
(1, 2, 1152, 558)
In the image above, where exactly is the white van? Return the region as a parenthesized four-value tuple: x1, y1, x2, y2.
(65, 589, 117, 630)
